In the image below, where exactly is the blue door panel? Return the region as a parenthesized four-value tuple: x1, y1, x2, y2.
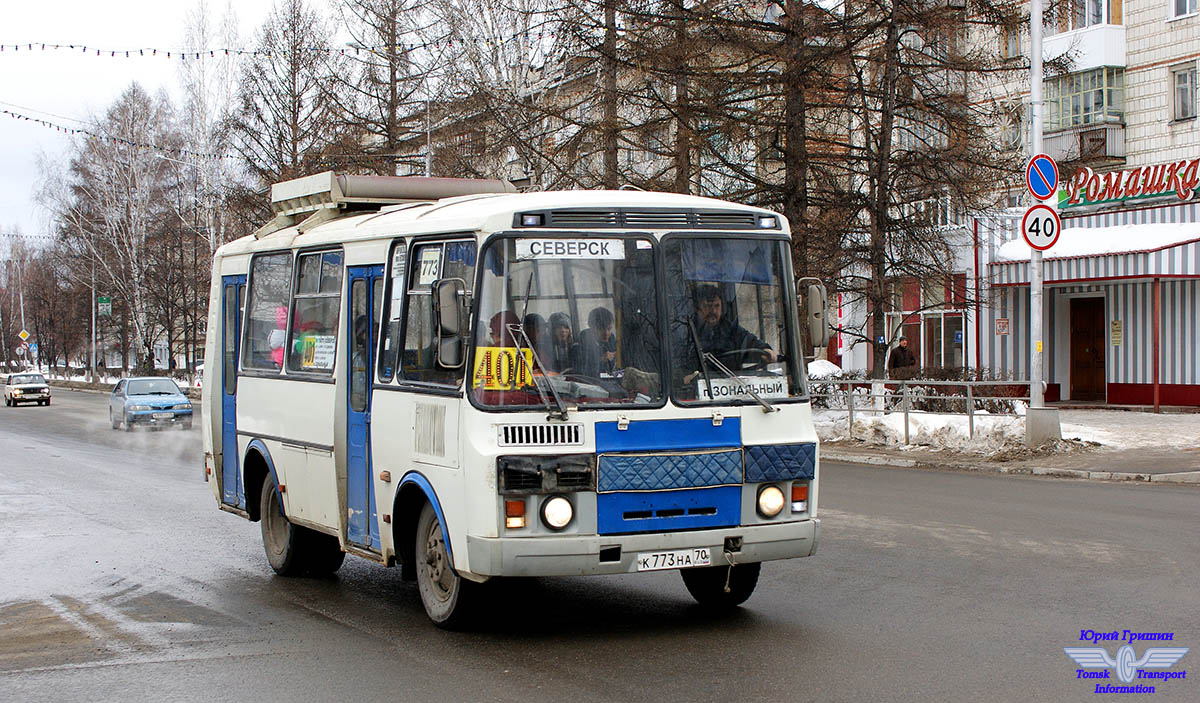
(347, 265, 383, 550)
(221, 275, 245, 508)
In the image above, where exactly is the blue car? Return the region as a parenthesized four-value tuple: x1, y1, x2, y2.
(109, 377, 193, 431)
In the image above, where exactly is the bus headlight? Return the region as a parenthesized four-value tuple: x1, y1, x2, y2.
(540, 495, 574, 530)
(756, 485, 785, 519)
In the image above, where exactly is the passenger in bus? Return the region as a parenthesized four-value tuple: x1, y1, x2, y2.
(547, 312, 574, 372)
(573, 307, 617, 377)
(682, 285, 777, 385)
(488, 311, 523, 347)
(522, 313, 551, 362)
(268, 305, 288, 368)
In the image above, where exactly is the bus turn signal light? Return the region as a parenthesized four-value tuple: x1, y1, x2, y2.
(792, 484, 808, 513)
(505, 499, 526, 529)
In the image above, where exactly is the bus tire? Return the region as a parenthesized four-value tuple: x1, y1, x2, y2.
(415, 502, 474, 628)
(680, 562, 761, 609)
(260, 475, 307, 576)
(304, 531, 346, 576)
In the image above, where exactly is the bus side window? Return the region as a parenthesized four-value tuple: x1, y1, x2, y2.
(402, 240, 475, 385)
(243, 252, 294, 372)
(378, 240, 407, 383)
(286, 250, 343, 374)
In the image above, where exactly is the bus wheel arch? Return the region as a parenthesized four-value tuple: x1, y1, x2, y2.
(393, 474, 453, 581)
(243, 440, 278, 523)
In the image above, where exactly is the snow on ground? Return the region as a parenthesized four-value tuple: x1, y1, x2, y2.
(815, 408, 1025, 454)
(807, 360, 842, 379)
(815, 407, 1200, 454)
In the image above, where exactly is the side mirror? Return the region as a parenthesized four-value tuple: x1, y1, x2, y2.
(433, 277, 468, 369)
(797, 277, 830, 355)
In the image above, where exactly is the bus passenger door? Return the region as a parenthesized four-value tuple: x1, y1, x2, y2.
(221, 275, 246, 508)
(347, 265, 384, 550)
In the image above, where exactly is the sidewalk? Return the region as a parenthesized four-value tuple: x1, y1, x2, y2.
(818, 408, 1200, 486)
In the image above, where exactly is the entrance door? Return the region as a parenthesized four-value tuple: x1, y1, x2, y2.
(1070, 297, 1105, 401)
(221, 275, 246, 507)
(346, 265, 384, 550)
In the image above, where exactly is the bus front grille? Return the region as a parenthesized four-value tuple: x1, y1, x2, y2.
(497, 423, 584, 447)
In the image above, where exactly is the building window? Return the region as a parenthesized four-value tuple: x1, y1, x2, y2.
(1045, 67, 1124, 131)
(1172, 65, 1197, 121)
(1001, 26, 1020, 60)
(1174, 0, 1198, 19)
(1048, 0, 1107, 32)
(884, 274, 967, 369)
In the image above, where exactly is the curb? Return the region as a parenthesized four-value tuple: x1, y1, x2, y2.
(821, 449, 1200, 486)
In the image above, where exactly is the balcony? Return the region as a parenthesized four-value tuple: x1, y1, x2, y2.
(1043, 122, 1125, 166)
(1044, 24, 1126, 71)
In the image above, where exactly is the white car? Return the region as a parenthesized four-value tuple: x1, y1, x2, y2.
(4, 372, 52, 407)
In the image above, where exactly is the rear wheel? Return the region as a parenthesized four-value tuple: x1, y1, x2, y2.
(259, 475, 345, 577)
(680, 562, 761, 609)
(415, 502, 475, 628)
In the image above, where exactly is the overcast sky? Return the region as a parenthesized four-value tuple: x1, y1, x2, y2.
(0, 1, 276, 241)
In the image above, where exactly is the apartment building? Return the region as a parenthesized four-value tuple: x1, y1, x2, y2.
(970, 0, 1200, 405)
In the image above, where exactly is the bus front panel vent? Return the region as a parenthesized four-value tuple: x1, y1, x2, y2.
(498, 423, 584, 447)
(548, 210, 620, 227)
(624, 211, 691, 228)
(694, 211, 759, 229)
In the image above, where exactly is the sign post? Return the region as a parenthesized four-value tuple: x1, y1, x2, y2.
(1026, 2, 1062, 445)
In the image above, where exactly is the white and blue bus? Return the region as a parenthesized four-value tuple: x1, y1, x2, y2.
(202, 172, 828, 626)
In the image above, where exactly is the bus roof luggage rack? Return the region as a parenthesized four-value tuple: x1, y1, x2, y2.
(257, 171, 517, 238)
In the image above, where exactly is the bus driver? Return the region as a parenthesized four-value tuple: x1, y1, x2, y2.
(683, 285, 777, 385)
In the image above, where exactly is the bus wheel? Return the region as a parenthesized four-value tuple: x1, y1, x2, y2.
(680, 562, 761, 608)
(260, 475, 307, 576)
(305, 531, 345, 576)
(415, 502, 474, 628)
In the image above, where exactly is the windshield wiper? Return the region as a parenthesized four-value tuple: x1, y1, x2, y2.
(688, 318, 715, 401)
(702, 352, 779, 414)
(510, 274, 569, 421)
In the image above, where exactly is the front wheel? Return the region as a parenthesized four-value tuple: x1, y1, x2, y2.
(680, 562, 761, 609)
(110, 408, 120, 430)
(415, 502, 475, 628)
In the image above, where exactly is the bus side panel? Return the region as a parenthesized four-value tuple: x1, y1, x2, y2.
(202, 267, 224, 504)
(371, 392, 464, 568)
(237, 376, 339, 531)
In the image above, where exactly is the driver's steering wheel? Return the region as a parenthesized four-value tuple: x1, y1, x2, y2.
(715, 348, 772, 371)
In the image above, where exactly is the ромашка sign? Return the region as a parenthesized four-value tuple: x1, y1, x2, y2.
(1060, 157, 1200, 209)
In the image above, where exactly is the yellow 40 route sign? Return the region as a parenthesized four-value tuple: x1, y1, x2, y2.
(473, 347, 535, 390)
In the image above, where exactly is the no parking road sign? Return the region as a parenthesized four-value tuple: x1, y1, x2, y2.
(1026, 153, 1059, 201)
(1022, 204, 1061, 251)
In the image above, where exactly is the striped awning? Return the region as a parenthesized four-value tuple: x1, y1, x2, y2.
(990, 222, 1200, 286)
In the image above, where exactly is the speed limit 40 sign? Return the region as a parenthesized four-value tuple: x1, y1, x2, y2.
(1021, 204, 1061, 251)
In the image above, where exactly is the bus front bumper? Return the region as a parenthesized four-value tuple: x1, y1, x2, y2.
(464, 518, 819, 577)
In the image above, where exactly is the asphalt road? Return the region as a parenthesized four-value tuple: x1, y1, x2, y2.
(1, 389, 1197, 702)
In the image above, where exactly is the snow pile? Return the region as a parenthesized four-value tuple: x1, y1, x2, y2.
(815, 409, 1025, 453)
(996, 222, 1200, 262)
(815, 407, 1200, 455)
(807, 360, 843, 379)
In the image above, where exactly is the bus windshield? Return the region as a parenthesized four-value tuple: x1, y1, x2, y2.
(663, 236, 802, 404)
(471, 236, 663, 409)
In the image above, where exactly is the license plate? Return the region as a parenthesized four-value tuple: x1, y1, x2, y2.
(153, 412, 173, 419)
(635, 547, 711, 572)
